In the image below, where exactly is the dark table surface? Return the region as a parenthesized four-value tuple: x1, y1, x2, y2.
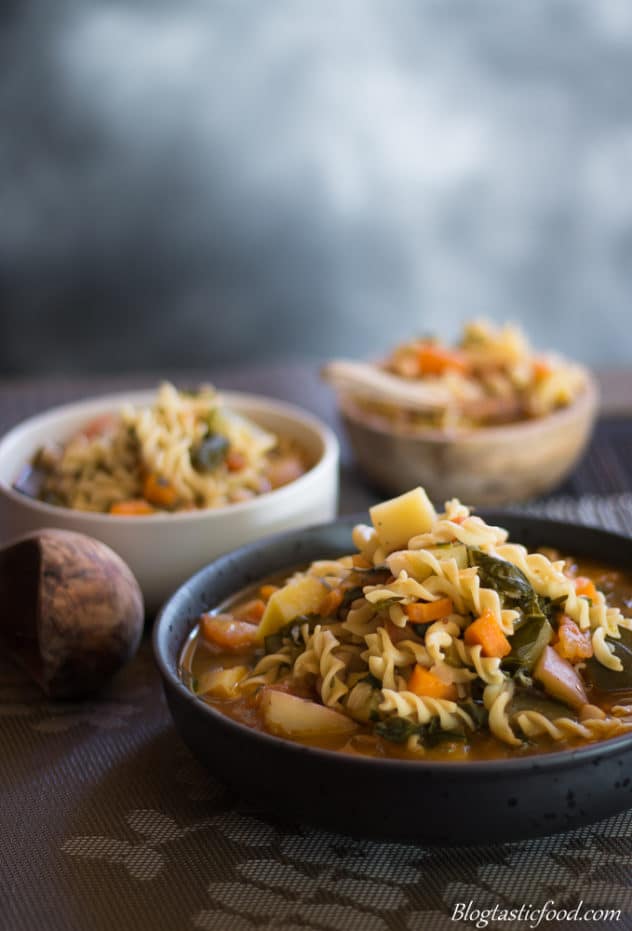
(2, 366, 632, 931)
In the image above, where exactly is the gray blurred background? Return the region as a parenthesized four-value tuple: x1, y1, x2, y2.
(1, 0, 631, 376)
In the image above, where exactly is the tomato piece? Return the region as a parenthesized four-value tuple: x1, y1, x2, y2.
(200, 613, 259, 651)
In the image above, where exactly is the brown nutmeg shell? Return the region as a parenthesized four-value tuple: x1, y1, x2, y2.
(0, 529, 144, 698)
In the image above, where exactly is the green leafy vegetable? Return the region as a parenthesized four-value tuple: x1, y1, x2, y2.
(459, 699, 488, 729)
(340, 586, 364, 610)
(375, 715, 467, 746)
(375, 717, 419, 743)
(191, 433, 229, 472)
(349, 565, 390, 581)
(362, 672, 383, 690)
(263, 613, 321, 654)
(468, 548, 562, 625)
(585, 628, 632, 692)
(509, 687, 577, 722)
(503, 616, 554, 674)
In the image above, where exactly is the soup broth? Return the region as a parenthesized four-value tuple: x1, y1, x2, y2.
(179, 488, 632, 761)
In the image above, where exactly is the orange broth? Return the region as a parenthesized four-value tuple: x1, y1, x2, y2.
(180, 556, 632, 761)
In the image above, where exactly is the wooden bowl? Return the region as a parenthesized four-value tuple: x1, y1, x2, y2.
(338, 372, 598, 506)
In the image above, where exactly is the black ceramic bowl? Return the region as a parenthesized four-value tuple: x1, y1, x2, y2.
(154, 513, 632, 845)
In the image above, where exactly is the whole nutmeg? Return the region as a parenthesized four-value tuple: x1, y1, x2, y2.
(0, 529, 144, 698)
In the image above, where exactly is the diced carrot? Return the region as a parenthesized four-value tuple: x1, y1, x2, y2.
(554, 616, 593, 663)
(260, 584, 279, 601)
(319, 588, 344, 618)
(464, 610, 511, 658)
(404, 598, 453, 623)
(416, 344, 468, 376)
(352, 555, 372, 569)
(200, 613, 259, 651)
(109, 499, 155, 516)
(574, 576, 598, 602)
(408, 664, 457, 701)
(226, 450, 247, 472)
(82, 413, 118, 439)
(532, 357, 553, 381)
(142, 473, 179, 509)
(235, 599, 266, 623)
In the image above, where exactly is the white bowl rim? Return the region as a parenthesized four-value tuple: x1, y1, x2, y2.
(338, 369, 599, 442)
(0, 388, 339, 524)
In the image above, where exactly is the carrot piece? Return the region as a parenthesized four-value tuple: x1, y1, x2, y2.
(352, 555, 372, 569)
(574, 576, 598, 602)
(142, 473, 178, 509)
(226, 450, 247, 472)
(404, 598, 453, 623)
(416, 344, 468, 376)
(200, 613, 259, 651)
(532, 357, 553, 381)
(554, 616, 593, 663)
(82, 413, 118, 439)
(109, 499, 155, 515)
(235, 598, 266, 623)
(260, 584, 279, 601)
(319, 588, 344, 618)
(464, 610, 511, 658)
(408, 664, 457, 701)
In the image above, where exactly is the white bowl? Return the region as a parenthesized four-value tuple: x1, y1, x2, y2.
(0, 390, 339, 612)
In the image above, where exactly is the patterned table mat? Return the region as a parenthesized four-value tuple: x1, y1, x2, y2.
(1, 496, 632, 931)
(2, 378, 632, 931)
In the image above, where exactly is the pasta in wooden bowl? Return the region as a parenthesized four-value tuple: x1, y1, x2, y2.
(181, 487, 632, 761)
(324, 321, 598, 505)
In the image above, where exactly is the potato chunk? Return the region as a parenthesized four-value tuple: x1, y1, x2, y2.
(534, 646, 588, 710)
(370, 487, 437, 553)
(260, 689, 357, 738)
(257, 576, 329, 640)
(197, 666, 249, 699)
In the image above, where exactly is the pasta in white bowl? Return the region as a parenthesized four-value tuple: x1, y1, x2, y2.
(0, 389, 339, 609)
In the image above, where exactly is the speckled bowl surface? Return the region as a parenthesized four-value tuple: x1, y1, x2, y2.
(154, 513, 632, 845)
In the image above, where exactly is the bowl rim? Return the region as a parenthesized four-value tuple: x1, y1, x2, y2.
(337, 368, 599, 443)
(153, 510, 632, 776)
(0, 388, 339, 524)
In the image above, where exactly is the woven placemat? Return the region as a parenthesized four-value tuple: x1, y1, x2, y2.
(2, 493, 632, 931)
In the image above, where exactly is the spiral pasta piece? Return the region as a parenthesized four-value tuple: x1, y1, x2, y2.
(486, 683, 521, 747)
(379, 690, 474, 732)
(241, 646, 294, 692)
(293, 626, 349, 707)
(513, 712, 632, 742)
(453, 640, 505, 686)
(363, 627, 413, 690)
(424, 619, 460, 665)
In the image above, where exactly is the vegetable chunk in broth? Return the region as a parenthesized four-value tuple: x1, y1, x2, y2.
(180, 487, 632, 761)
